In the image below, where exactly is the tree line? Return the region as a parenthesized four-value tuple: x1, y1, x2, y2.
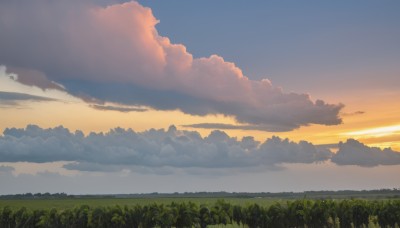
(1, 199, 400, 228)
(2, 189, 400, 200)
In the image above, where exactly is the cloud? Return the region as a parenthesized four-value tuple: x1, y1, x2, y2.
(90, 104, 147, 112)
(331, 139, 400, 167)
(4, 125, 400, 172)
(0, 165, 15, 173)
(63, 162, 125, 172)
(0, 0, 343, 131)
(183, 123, 298, 132)
(341, 111, 365, 116)
(63, 162, 177, 175)
(5, 66, 64, 90)
(0, 125, 332, 172)
(0, 91, 57, 107)
(361, 134, 400, 145)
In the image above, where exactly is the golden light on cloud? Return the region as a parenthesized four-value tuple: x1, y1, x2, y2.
(343, 124, 400, 137)
(340, 124, 400, 151)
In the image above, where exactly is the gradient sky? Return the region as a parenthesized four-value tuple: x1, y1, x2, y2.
(0, 0, 399, 194)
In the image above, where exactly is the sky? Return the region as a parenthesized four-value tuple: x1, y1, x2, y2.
(0, 0, 399, 194)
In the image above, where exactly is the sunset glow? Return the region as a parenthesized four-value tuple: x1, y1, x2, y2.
(343, 125, 400, 137)
(0, 0, 399, 194)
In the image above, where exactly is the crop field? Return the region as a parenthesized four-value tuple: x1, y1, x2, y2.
(0, 197, 283, 210)
(2, 189, 399, 210)
(1, 197, 399, 227)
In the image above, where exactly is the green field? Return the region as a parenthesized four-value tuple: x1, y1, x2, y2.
(0, 197, 283, 210)
(2, 189, 398, 210)
(1, 197, 399, 227)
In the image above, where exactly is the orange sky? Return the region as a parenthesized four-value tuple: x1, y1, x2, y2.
(1, 72, 400, 151)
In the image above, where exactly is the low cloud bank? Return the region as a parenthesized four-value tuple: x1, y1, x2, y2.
(331, 139, 400, 167)
(1, 125, 399, 173)
(1, 125, 331, 171)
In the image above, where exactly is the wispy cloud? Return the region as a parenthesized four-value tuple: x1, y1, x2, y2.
(343, 124, 400, 137)
(0, 91, 57, 107)
(341, 111, 365, 116)
(90, 104, 147, 112)
(0, 0, 343, 131)
(183, 123, 298, 132)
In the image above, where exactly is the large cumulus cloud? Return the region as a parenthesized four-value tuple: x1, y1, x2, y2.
(331, 139, 400, 167)
(0, 125, 332, 171)
(0, 0, 343, 131)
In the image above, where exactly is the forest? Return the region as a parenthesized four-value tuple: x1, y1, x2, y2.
(1, 199, 400, 228)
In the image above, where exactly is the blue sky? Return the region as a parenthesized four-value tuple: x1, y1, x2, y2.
(141, 0, 400, 93)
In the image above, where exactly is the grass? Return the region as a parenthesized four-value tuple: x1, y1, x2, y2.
(0, 197, 283, 210)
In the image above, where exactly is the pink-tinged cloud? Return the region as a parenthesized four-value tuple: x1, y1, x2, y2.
(0, 1, 343, 131)
(5, 66, 64, 90)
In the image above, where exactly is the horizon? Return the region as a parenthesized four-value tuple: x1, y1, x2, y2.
(2, 188, 400, 197)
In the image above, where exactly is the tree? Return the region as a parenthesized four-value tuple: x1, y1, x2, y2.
(158, 204, 174, 228)
(286, 200, 309, 228)
(337, 200, 353, 228)
(266, 203, 287, 228)
(73, 205, 90, 228)
(232, 204, 244, 227)
(173, 202, 199, 228)
(243, 203, 263, 228)
(89, 207, 107, 228)
(211, 200, 232, 225)
(306, 200, 332, 228)
(199, 204, 213, 228)
(59, 209, 74, 228)
(351, 200, 370, 228)
(142, 203, 160, 227)
(1, 206, 13, 228)
(13, 207, 34, 228)
(375, 200, 400, 228)
(38, 208, 62, 228)
(110, 206, 126, 228)
(123, 205, 142, 228)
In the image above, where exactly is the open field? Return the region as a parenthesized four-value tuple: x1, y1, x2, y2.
(1, 189, 399, 210)
(0, 197, 283, 210)
(1, 197, 399, 227)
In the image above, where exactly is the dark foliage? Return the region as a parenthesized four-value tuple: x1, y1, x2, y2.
(1, 199, 399, 227)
